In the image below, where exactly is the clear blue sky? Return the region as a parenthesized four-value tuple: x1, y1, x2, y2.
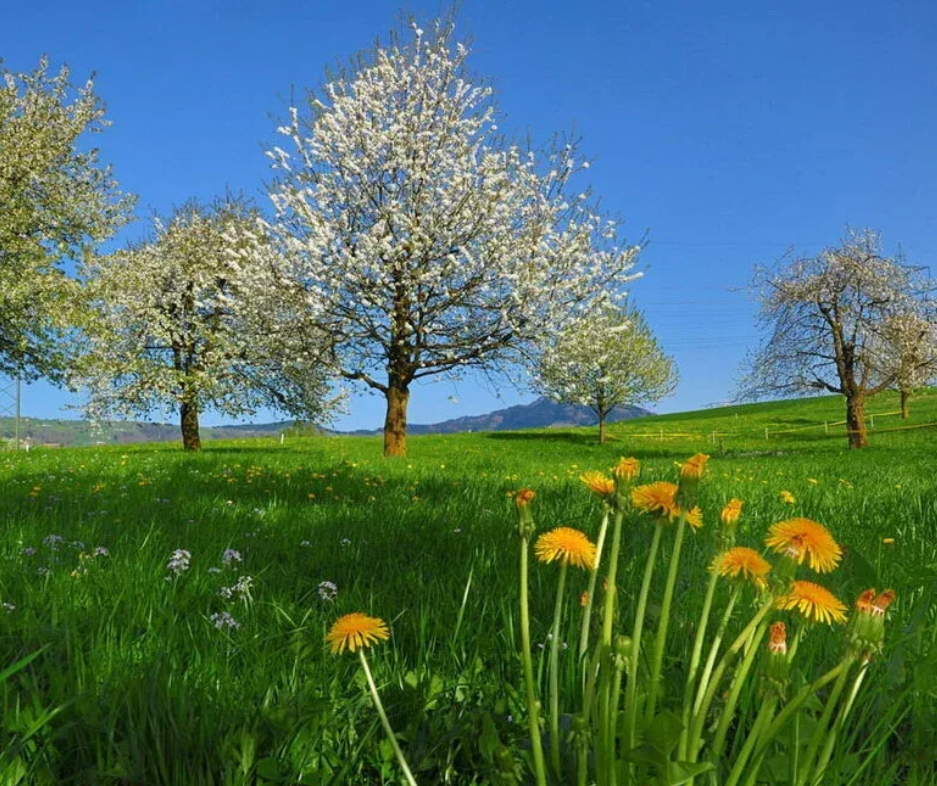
(3, 0, 935, 429)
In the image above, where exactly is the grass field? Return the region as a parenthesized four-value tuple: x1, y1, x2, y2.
(1, 391, 936, 785)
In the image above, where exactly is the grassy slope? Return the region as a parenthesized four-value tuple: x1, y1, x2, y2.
(1, 391, 935, 783)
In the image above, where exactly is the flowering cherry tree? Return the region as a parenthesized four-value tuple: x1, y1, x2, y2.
(875, 309, 937, 419)
(743, 229, 933, 448)
(533, 304, 677, 442)
(72, 198, 337, 450)
(260, 21, 640, 456)
(0, 57, 133, 379)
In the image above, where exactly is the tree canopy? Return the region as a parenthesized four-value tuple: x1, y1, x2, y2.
(72, 198, 338, 450)
(0, 57, 133, 379)
(257, 21, 640, 455)
(742, 229, 934, 447)
(534, 304, 677, 442)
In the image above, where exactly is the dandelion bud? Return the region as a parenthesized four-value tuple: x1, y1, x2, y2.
(720, 499, 744, 528)
(677, 453, 709, 505)
(612, 634, 632, 671)
(580, 471, 615, 499)
(766, 621, 790, 687)
(514, 489, 537, 538)
(612, 457, 640, 482)
(848, 588, 895, 657)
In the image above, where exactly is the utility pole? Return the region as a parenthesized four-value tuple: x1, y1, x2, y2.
(1, 376, 23, 450)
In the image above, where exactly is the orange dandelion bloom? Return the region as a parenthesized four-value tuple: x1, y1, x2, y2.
(872, 590, 895, 616)
(855, 588, 876, 614)
(776, 580, 847, 625)
(681, 453, 710, 480)
(765, 518, 842, 573)
(612, 457, 640, 482)
(325, 613, 390, 655)
(712, 547, 772, 589)
(686, 506, 704, 530)
(631, 482, 680, 521)
(580, 471, 616, 498)
(768, 621, 787, 654)
(515, 489, 536, 508)
(720, 499, 744, 526)
(534, 527, 597, 570)
(779, 490, 796, 504)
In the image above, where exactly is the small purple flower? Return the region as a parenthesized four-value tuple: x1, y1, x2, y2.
(22, 547, 36, 557)
(43, 534, 64, 550)
(210, 611, 239, 630)
(317, 580, 338, 602)
(2, 602, 15, 614)
(221, 549, 242, 567)
(166, 549, 191, 574)
(219, 575, 253, 601)
(92, 546, 109, 557)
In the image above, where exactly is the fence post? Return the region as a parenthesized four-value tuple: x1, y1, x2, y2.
(870, 415, 875, 429)
(824, 421, 828, 434)
(711, 430, 716, 444)
(659, 428, 664, 442)
(764, 427, 769, 441)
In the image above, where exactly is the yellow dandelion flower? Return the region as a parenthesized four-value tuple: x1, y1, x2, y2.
(325, 613, 390, 655)
(765, 518, 842, 573)
(686, 505, 704, 530)
(534, 527, 597, 570)
(779, 490, 796, 504)
(612, 457, 640, 482)
(776, 580, 847, 625)
(681, 453, 710, 480)
(580, 471, 616, 498)
(720, 498, 744, 526)
(882, 537, 895, 545)
(711, 547, 772, 589)
(631, 482, 680, 521)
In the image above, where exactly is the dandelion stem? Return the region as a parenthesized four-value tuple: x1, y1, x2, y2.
(809, 659, 867, 786)
(623, 521, 664, 772)
(679, 565, 721, 759)
(549, 561, 569, 776)
(708, 620, 769, 762)
(645, 510, 689, 725)
(688, 598, 772, 760)
(795, 657, 853, 786)
(751, 658, 852, 765)
(580, 506, 611, 664)
(722, 695, 777, 786)
(519, 534, 549, 786)
(358, 650, 418, 786)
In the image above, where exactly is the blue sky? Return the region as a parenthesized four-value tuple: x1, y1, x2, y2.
(3, 0, 936, 429)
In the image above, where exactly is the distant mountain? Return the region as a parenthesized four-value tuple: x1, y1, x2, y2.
(342, 397, 651, 436)
(0, 398, 650, 448)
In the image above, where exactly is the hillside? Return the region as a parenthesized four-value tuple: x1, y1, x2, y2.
(0, 396, 650, 448)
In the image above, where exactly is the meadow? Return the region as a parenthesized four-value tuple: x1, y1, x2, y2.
(1, 391, 936, 785)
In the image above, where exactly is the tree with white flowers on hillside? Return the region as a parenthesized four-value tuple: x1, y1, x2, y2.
(0, 57, 133, 380)
(72, 197, 338, 450)
(534, 303, 678, 443)
(258, 20, 641, 456)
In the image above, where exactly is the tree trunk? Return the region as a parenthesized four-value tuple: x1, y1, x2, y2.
(900, 388, 910, 420)
(845, 394, 868, 449)
(180, 399, 202, 451)
(598, 413, 607, 444)
(383, 383, 410, 457)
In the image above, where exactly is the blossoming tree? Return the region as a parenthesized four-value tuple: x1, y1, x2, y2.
(876, 309, 937, 419)
(533, 304, 677, 442)
(71, 198, 337, 450)
(0, 57, 133, 379)
(742, 229, 933, 448)
(260, 21, 640, 456)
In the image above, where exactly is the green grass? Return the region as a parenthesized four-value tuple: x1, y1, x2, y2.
(1, 390, 936, 784)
